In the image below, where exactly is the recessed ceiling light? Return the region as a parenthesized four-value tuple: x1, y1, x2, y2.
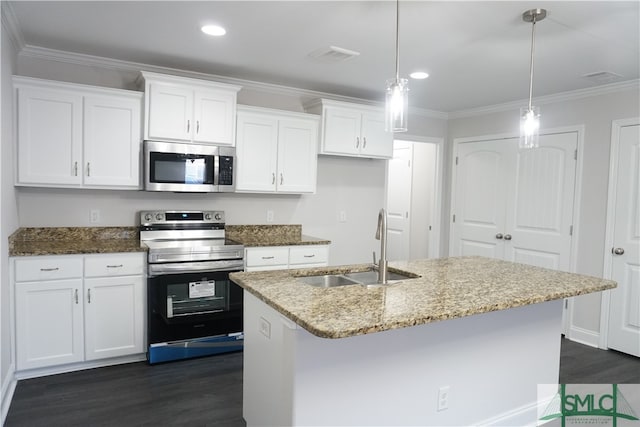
(201, 25, 226, 36)
(410, 71, 429, 80)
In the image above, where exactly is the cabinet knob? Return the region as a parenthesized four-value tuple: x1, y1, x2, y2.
(356, 137, 360, 148)
(363, 137, 367, 148)
(504, 234, 512, 241)
(612, 247, 625, 255)
(495, 233, 503, 240)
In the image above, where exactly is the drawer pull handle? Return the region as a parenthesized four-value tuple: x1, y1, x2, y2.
(40, 267, 59, 272)
(87, 289, 91, 303)
(261, 256, 275, 260)
(106, 264, 123, 268)
(74, 289, 79, 304)
(303, 254, 315, 258)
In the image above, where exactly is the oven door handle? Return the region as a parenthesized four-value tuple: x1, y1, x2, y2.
(148, 260, 244, 276)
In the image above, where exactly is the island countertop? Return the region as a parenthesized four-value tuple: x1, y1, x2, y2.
(229, 256, 616, 339)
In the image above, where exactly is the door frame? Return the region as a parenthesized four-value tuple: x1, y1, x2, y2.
(385, 134, 444, 259)
(450, 125, 585, 336)
(598, 117, 640, 349)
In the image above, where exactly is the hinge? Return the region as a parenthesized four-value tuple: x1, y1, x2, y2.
(453, 214, 456, 223)
(456, 156, 459, 165)
(574, 149, 577, 160)
(569, 225, 573, 236)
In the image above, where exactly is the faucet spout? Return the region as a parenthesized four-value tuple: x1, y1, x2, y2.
(375, 208, 388, 284)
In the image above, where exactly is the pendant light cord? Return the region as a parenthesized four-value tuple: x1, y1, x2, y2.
(395, 0, 400, 81)
(528, 15, 537, 111)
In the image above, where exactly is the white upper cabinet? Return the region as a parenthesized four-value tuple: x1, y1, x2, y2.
(305, 99, 393, 159)
(235, 106, 319, 194)
(14, 76, 142, 189)
(140, 71, 240, 146)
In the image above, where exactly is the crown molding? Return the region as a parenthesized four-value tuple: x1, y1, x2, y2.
(449, 79, 640, 119)
(1, 2, 25, 51)
(18, 44, 448, 119)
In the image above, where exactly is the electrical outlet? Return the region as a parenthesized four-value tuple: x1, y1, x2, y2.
(437, 386, 450, 411)
(338, 211, 347, 223)
(266, 210, 274, 223)
(90, 209, 100, 223)
(259, 317, 271, 339)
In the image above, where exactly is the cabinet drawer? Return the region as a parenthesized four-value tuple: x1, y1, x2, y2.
(289, 246, 328, 265)
(14, 256, 83, 282)
(245, 247, 289, 267)
(84, 253, 144, 277)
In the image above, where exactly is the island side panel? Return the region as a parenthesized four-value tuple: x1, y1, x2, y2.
(243, 291, 563, 426)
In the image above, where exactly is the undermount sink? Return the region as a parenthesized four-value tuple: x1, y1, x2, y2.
(296, 268, 419, 288)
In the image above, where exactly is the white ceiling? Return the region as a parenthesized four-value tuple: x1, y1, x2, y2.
(7, 1, 640, 113)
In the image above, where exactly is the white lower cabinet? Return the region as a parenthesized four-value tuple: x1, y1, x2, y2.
(244, 245, 329, 272)
(14, 253, 145, 371)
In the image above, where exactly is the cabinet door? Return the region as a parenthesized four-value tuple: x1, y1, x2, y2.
(360, 111, 393, 159)
(277, 118, 318, 193)
(84, 275, 144, 361)
(321, 106, 361, 156)
(16, 279, 84, 370)
(235, 112, 278, 192)
(83, 94, 142, 188)
(193, 89, 236, 145)
(147, 83, 193, 141)
(17, 86, 83, 186)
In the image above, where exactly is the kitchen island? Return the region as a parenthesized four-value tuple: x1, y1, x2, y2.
(229, 256, 615, 426)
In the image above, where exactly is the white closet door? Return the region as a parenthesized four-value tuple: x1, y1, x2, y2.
(503, 132, 578, 271)
(451, 139, 513, 258)
(607, 123, 640, 357)
(386, 141, 413, 261)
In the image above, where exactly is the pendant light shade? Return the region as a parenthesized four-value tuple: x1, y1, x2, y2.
(385, 0, 408, 132)
(519, 8, 546, 149)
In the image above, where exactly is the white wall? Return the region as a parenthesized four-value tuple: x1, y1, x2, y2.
(446, 86, 640, 338)
(1, 6, 20, 422)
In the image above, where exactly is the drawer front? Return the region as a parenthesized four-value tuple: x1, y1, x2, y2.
(14, 256, 83, 282)
(245, 247, 289, 267)
(84, 253, 145, 277)
(289, 245, 328, 266)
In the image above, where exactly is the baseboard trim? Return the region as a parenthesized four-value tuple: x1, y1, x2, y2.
(14, 353, 146, 380)
(567, 326, 600, 348)
(475, 395, 554, 426)
(1, 363, 17, 426)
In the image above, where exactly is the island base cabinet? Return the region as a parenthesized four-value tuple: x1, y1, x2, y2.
(243, 292, 563, 426)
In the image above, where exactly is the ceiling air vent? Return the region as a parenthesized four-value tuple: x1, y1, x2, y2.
(308, 46, 360, 63)
(582, 71, 624, 84)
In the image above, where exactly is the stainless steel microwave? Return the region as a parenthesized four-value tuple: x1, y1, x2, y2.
(144, 140, 235, 192)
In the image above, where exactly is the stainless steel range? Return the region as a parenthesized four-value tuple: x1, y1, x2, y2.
(140, 210, 244, 364)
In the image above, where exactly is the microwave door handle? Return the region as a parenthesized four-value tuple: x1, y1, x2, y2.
(214, 155, 220, 186)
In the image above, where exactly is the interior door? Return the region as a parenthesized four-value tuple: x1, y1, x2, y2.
(386, 141, 413, 261)
(451, 133, 577, 272)
(503, 132, 577, 271)
(451, 139, 513, 258)
(607, 123, 640, 357)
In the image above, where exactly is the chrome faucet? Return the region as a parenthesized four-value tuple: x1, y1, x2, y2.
(375, 208, 388, 284)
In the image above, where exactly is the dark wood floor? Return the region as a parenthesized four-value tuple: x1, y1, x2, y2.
(6, 338, 638, 426)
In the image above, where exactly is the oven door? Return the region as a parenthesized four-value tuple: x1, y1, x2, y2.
(148, 269, 243, 345)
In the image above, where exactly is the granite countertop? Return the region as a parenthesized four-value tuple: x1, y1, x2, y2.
(226, 224, 330, 247)
(229, 256, 616, 339)
(9, 227, 146, 256)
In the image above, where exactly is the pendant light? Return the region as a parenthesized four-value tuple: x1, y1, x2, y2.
(519, 8, 546, 149)
(385, 0, 408, 133)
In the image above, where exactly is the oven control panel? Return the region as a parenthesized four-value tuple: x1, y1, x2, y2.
(140, 210, 224, 225)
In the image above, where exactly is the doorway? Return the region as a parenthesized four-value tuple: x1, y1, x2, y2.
(385, 137, 443, 261)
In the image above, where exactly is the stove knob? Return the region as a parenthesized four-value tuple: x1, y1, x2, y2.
(214, 213, 222, 221)
(155, 213, 164, 221)
(144, 213, 153, 221)
(205, 213, 212, 220)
